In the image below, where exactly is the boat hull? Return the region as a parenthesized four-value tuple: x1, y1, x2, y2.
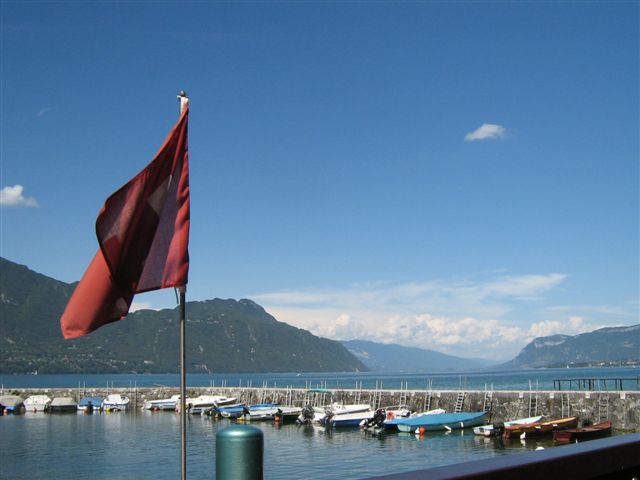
(395, 412, 487, 433)
(503, 416, 578, 439)
(49, 398, 77, 413)
(473, 416, 544, 437)
(24, 396, 51, 412)
(103, 394, 130, 411)
(553, 421, 612, 443)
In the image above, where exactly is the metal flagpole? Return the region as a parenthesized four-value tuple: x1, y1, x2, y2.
(177, 90, 189, 480)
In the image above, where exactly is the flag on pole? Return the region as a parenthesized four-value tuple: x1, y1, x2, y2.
(61, 106, 190, 339)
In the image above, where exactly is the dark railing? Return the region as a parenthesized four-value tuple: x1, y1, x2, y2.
(553, 377, 640, 391)
(366, 433, 640, 479)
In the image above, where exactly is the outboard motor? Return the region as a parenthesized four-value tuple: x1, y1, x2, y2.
(297, 404, 315, 425)
(492, 422, 505, 437)
(373, 408, 387, 428)
(320, 411, 334, 427)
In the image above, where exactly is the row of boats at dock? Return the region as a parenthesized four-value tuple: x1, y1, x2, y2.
(1, 393, 613, 443)
(0, 394, 134, 413)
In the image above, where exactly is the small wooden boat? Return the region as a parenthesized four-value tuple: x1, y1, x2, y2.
(473, 416, 544, 437)
(553, 420, 612, 443)
(502, 416, 578, 439)
(49, 397, 77, 413)
(394, 411, 488, 433)
(24, 395, 51, 412)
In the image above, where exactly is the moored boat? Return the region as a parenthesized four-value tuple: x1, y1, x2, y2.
(103, 394, 130, 412)
(394, 411, 487, 433)
(143, 395, 180, 411)
(78, 396, 104, 413)
(553, 420, 612, 443)
(322, 409, 375, 428)
(185, 395, 237, 414)
(473, 415, 544, 437)
(0, 395, 26, 414)
(49, 397, 77, 413)
(311, 403, 371, 423)
(502, 416, 579, 439)
(383, 409, 446, 431)
(213, 403, 248, 418)
(274, 406, 303, 423)
(24, 395, 51, 412)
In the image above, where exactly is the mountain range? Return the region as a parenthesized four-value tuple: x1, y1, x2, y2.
(0, 257, 366, 373)
(341, 340, 493, 372)
(499, 325, 640, 369)
(1, 257, 637, 373)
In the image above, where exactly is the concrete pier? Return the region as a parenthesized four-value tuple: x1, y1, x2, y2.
(8, 386, 640, 431)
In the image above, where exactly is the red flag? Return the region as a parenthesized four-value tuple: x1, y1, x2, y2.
(61, 107, 190, 339)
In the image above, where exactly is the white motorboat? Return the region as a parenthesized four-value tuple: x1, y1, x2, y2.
(311, 403, 371, 423)
(322, 409, 376, 427)
(24, 395, 51, 412)
(185, 395, 237, 414)
(143, 394, 181, 411)
(103, 394, 130, 411)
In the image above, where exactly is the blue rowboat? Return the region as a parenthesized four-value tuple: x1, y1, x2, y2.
(393, 412, 487, 433)
(217, 402, 279, 418)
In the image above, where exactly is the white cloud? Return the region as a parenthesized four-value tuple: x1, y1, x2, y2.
(527, 316, 601, 339)
(37, 107, 56, 117)
(465, 123, 506, 142)
(251, 272, 579, 360)
(0, 185, 39, 207)
(129, 301, 159, 312)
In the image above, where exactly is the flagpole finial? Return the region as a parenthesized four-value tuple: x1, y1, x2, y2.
(177, 91, 189, 114)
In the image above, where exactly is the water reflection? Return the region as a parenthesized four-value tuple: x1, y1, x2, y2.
(0, 411, 622, 480)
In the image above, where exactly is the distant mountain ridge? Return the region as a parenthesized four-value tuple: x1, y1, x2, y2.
(499, 325, 640, 369)
(0, 257, 367, 374)
(341, 339, 494, 372)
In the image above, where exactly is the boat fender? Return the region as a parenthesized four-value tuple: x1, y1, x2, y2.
(386, 411, 395, 421)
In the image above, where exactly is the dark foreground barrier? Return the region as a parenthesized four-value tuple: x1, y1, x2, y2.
(366, 433, 640, 480)
(216, 425, 264, 479)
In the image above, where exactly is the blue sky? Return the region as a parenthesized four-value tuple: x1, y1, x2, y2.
(1, 1, 638, 361)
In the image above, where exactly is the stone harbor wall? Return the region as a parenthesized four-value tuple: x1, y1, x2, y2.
(7, 386, 639, 431)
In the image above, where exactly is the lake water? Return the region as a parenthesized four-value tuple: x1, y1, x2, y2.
(1, 367, 637, 479)
(1, 410, 570, 480)
(2, 366, 639, 391)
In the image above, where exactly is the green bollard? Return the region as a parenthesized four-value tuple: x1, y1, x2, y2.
(216, 425, 264, 479)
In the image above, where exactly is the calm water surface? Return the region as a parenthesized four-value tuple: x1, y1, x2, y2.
(1, 367, 636, 479)
(2, 366, 639, 391)
(1, 410, 562, 480)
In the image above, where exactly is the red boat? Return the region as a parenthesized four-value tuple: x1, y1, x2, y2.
(502, 416, 579, 439)
(553, 420, 612, 443)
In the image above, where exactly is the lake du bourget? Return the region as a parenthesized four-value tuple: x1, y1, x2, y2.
(1, 367, 638, 479)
